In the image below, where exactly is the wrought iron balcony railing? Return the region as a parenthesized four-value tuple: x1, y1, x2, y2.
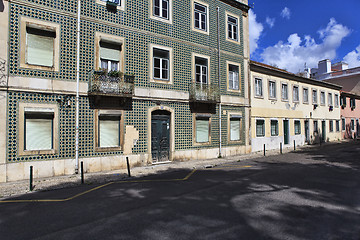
(189, 82, 220, 103)
(88, 71, 135, 97)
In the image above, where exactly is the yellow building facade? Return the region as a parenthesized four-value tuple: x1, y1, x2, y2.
(250, 61, 342, 152)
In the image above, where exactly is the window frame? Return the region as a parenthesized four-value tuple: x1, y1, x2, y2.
(281, 83, 288, 101)
(150, 0, 172, 24)
(96, 0, 125, 11)
(192, 53, 210, 84)
(294, 120, 301, 135)
(150, 44, 173, 84)
(303, 87, 309, 104)
(336, 120, 340, 132)
(227, 61, 241, 92)
(320, 91, 326, 106)
(95, 33, 125, 72)
(329, 120, 333, 132)
(191, 0, 209, 35)
(193, 114, 211, 145)
(334, 94, 339, 107)
(256, 119, 265, 137)
(312, 89, 318, 105)
(293, 85, 299, 103)
(351, 119, 355, 131)
(268, 80, 277, 100)
(328, 93, 333, 107)
(94, 110, 124, 152)
(342, 117, 346, 131)
(227, 112, 242, 142)
(225, 12, 240, 44)
(20, 17, 60, 72)
(18, 103, 59, 156)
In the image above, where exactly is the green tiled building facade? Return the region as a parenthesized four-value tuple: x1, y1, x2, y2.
(0, 0, 250, 182)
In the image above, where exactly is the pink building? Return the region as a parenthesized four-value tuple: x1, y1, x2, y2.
(340, 91, 360, 139)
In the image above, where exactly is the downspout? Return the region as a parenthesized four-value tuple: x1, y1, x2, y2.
(75, 0, 81, 174)
(217, 6, 222, 158)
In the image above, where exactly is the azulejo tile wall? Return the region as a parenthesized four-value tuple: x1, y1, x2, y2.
(7, 0, 248, 163)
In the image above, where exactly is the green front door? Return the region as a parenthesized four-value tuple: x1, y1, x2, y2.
(321, 120, 326, 141)
(283, 120, 289, 145)
(151, 113, 170, 163)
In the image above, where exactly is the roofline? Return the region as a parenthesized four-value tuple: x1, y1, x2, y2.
(341, 91, 360, 99)
(250, 61, 342, 90)
(219, 0, 251, 12)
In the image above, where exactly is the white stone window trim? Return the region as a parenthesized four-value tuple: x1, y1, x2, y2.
(254, 77, 263, 98)
(96, 0, 125, 11)
(225, 11, 240, 44)
(270, 118, 279, 137)
(255, 118, 266, 138)
(18, 103, 59, 156)
(20, 16, 60, 72)
(268, 80, 277, 100)
(149, 44, 173, 84)
(191, 0, 210, 35)
(226, 61, 241, 93)
(281, 82, 289, 101)
(149, 0, 173, 24)
(292, 84, 300, 103)
(302, 87, 309, 104)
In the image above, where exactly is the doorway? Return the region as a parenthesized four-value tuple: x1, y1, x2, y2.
(151, 110, 170, 163)
(304, 120, 309, 143)
(283, 119, 289, 145)
(321, 120, 326, 142)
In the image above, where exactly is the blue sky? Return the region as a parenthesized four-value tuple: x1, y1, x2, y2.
(249, 0, 360, 73)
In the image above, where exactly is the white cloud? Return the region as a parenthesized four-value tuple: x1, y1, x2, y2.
(281, 7, 291, 19)
(249, 9, 264, 54)
(260, 18, 351, 73)
(343, 45, 360, 68)
(266, 17, 275, 28)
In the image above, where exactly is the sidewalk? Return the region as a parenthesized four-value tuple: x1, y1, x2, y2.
(0, 142, 337, 200)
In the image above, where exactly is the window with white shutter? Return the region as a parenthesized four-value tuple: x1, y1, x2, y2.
(195, 116, 210, 143)
(229, 116, 241, 141)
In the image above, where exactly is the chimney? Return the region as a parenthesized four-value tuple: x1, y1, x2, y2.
(318, 59, 331, 74)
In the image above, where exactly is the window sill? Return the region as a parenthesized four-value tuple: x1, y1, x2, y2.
(19, 149, 57, 156)
(95, 146, 122, 152)
(191, 28, 209, 35)
(150, 15, 172, 24)
(20, 62, 58, 72)
(150, 78, 173, 85)
(226, 38, 240, 45)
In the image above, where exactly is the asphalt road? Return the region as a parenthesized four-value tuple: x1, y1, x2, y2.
(1, 142, 360, 240)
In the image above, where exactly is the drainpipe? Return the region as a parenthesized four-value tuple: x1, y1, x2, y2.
(217, 7, 222, 158)
(75, 0, 81, 174)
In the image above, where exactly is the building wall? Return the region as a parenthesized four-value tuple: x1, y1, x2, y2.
(341, 96, 360, 139)
(1, 0, 250, 182)
(250, 69, 341, 152)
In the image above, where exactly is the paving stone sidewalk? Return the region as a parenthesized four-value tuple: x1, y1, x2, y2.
(0, 143, 327, 200)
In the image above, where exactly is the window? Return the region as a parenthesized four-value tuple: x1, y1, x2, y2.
(336, 120, 340, 132)
(271, 120, 278, 136)
(342, 118, 346, 131)
(256, 119, 265, 137)
(313, 120, 318, 134)
(227, 15, 238, 42)
(153, 0, 169, 19)
(193, 1, 208, 33)
(195, 115, 210, 143)
(340, 96, 346, 107)
(303, 88, 309, 103)
(281, 83, 288, 100)
(255, 78, 263, 97)
(20, 17, 60, 71)
(229, 115, 241, 141)
(195, 56, 208, 84)
(293, 86, 299, 102)
(312, 89, 318, 104)
(269, 81, 276, 99)
(97, 0, 125, 11)
(96, 110, 123, 150)
(350, 98, 356, 109)
(328, 93, 333, 106)
(334, 94, 339, 107)
(153, 48, 169, 80)
(19, 103, 59, 156)
(294, 120, 301, 135)
(100, 41, 121, 72)
(329, 120, 333, 132)
(101, 0, 121, 6)
(228, 64, 239, 90)
(351, 119, 355, 131)
(320, 91, 325, 105)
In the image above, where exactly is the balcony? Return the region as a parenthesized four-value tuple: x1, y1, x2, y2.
(189, 82, 220, 103)
(88, 71, 135, 97)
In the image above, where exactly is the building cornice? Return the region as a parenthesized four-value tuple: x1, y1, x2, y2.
(219, 0, 250, 13)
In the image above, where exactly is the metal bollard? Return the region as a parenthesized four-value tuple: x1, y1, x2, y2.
(81, 161, 84, 184)
(280, 142, 282, 154)
(126, 157, 131, 177)
(263, 144, 266, 157)
(294, 140, 296, 151)
(30, 166, 33, 191)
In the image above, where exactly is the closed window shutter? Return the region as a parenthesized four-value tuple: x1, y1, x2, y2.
(25, 117, 53, 150)
(100, 42, 121, 62)
(230, 118, 240, 141)
(196, 118, 209, 143)
(99, 118, 120, 147)
(26, 32, 54, 67)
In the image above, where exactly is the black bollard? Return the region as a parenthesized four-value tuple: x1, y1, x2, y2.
(81, 161, 84, 184)
(280, 142, 282, 154)
(263, 144, 266, 156)
(126, 157, 131, 177)
(30, 166, 33, 191)
(294, 140, 296, 151)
